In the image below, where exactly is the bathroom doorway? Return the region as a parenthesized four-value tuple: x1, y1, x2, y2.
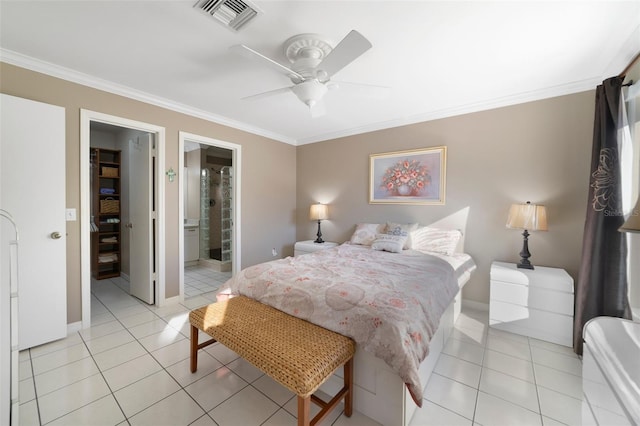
(179, 132, 241, 300)
(200, 164, 234, 264)
(185, 143, 232, 270)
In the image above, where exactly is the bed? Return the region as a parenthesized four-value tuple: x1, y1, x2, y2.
(217, 221, 476, 426)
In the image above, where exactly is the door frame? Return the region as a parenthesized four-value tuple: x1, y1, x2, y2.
(80, 110, 166, 329)
(178, 132, 241, 301)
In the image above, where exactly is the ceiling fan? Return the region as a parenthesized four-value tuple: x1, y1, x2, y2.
(230, 30, 388, 117)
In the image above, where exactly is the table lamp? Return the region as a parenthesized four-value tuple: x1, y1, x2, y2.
(506, 201, 548, 269)
(310, 203, 328, 243)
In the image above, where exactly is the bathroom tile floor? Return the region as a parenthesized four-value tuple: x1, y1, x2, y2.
(18, 278, 584, 425)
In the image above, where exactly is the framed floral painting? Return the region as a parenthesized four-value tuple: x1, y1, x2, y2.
(369, 146, 446, 205)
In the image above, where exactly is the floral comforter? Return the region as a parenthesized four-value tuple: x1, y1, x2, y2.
(218, 243, 470, 405)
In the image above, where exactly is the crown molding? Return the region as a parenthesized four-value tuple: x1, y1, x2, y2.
(0, 49, 296, 146)
(297, 24, 640, 145)
(296, 77, 601, 145)
(3, 44, 630, 147)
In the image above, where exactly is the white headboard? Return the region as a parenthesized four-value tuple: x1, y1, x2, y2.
(425, 207, 470, 253)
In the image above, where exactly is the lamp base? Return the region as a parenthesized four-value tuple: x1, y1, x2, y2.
(517, 260, 534, 270)
(314, 220, 324, 244)
(517, 229, 534, 269)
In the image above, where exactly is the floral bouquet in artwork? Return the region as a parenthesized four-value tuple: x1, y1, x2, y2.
(380, 159, 431, 196)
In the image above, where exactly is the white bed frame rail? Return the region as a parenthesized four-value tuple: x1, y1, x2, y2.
(320, 290, 464, 426)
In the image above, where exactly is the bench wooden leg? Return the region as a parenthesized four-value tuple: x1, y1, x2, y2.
(190, 325, 198, 373)
(302, 357, 354, 426)
(190, 323, 219, 374)
(344, 358, 353, 417)
(298, 396, 311, 426)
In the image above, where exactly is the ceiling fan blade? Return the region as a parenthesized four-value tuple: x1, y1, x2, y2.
(331, 81, 390, 99)
(317, 30, 372, 78)
(241, 86, 292, 101)
(309, 100, 326, 118)
(230, 44, 304, 81)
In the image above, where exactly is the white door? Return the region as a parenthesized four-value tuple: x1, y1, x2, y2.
(0, 94, 67, 350)
(128, 134, 154, 304)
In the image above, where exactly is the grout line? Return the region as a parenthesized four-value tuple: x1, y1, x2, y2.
(95, 278, 197, 419)
(26, 278, 197, 425)
(93, 276, 250, 424)
(26, 348, 44, 426)
(527, 337, 545, 426)
(80, 285, 130, 425)
(471, 351, 484, 423)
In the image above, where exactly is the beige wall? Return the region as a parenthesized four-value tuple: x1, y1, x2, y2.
(0, 62, 297, 323)
(296, 92, 595, 304)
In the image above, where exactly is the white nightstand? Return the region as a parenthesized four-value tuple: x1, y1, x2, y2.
(490, 261, 574, 347)
(294, 240, 338, 256)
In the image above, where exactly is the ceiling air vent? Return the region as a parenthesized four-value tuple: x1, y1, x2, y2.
(194, 0, 260, 31)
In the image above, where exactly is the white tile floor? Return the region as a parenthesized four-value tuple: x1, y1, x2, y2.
(184, 264, 232, 298)
(18, 275, 584, 426)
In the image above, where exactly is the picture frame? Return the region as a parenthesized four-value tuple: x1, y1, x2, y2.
(369, 146, 446, 205)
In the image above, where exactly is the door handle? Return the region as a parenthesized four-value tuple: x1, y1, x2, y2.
(50, 232, 62, 239)
(126, 223, 133, 229)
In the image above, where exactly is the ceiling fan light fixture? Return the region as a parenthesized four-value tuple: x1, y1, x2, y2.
(291, 80, 328, 107)
(231, 30, 377, 117)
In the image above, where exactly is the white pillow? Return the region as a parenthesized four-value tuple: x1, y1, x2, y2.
(371, 233, 407, 253)
(410, 226, 462, 255)
(386, 222, 418, 249)
(350, 223, 386, 246)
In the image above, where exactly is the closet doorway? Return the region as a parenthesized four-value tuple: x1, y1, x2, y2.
(80, 110, 166, 328)
(178, 132, 241, 300)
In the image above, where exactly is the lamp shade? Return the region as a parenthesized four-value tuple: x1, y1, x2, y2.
(619, 198, 640, 233)
(310, 203, 328, 221)
(506, 202, 548, 231)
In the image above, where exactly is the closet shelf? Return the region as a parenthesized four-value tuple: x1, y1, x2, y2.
(92, 147, 122, 280)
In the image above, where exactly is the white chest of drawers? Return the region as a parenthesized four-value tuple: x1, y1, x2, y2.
(294, 240, 338, 256)
(490, 261, 574, 346)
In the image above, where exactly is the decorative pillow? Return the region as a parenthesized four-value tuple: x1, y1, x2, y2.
(386, 222, 419, 249)
(409, 226, 462, 255)
(349, 223, 386, 246)
(371, 233, 407, 253)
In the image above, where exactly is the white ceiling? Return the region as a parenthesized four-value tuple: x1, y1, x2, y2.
(1, 1, 639, 145)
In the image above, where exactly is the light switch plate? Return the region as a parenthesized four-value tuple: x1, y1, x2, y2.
(65, 208, 77, 221)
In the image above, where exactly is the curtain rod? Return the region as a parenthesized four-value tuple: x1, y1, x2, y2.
(618, 51, 640, 78)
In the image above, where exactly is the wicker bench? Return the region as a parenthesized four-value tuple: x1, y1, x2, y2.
(189, 296, 356, 426)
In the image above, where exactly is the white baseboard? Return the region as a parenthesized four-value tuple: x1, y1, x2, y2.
(67, 321, 82, 333)
(462, 299, 489, 312)
(120, 272, 130, 282)
(163, 295, 181, 306)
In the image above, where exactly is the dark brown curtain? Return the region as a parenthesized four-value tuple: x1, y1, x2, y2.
(574, 76, 631, 355)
